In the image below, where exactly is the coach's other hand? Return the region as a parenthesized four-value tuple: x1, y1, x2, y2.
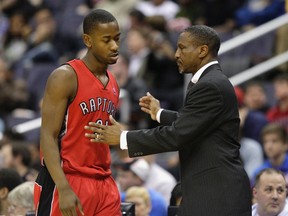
(84, 115, 122, 145)
(139, 92, 160, 121)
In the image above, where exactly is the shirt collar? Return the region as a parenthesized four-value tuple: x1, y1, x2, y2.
(191, 61, 218, 84)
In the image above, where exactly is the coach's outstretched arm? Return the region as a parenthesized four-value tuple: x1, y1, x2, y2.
(84, 92, 161, 144)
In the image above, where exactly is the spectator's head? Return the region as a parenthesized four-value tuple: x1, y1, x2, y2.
(125, 186, 151, 216)
(32, 6, 56, 43)
(1, 141, 32, 169)
(261, 123, 287, 161)
(273, 73, 288, 101)
(0, 168, 22, 215)
(7, 181, 34, 216)
(114, 159, 150, 191)
(253, 168, 287, 216)
(126, 27, 149, 55)
(243, 81, 268, 111)
(129, 9, 146, 29)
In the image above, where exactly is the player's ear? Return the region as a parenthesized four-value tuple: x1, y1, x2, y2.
(82, 34, 92, 48)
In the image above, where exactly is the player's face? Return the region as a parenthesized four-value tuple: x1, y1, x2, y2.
(87, 21, 121, 65)
(253, 173, 286, 215)
(175, 32, 202, 74)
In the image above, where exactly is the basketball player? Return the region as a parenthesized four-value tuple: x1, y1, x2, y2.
(34, 9, 122, 216)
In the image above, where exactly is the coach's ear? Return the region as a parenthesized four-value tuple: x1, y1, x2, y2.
(82, 34, 92, 48)
(198, 45, 208, 58)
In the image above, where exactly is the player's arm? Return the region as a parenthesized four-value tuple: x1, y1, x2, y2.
(40, 65, 83, 216)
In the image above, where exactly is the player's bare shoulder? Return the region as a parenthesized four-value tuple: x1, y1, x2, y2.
(46, 64, 77, 97)
(49, 64, 76, 82)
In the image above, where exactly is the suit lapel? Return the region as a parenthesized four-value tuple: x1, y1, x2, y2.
(184, 81, 194, 103)
(183, 64, 221, 104)
(187, 81, 195, 91)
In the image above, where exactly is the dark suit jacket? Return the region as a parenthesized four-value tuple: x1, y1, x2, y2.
(126, 64, 252, 216)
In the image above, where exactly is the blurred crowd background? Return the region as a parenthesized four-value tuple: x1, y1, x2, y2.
(0, 0, 288, 215)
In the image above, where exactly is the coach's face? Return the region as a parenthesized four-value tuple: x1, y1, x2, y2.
(175, 32, 207, 75)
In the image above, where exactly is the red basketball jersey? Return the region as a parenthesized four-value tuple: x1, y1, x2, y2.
(58, 59, 119, 177)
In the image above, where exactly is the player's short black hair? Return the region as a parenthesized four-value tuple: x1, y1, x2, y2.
(83, 9, 117, 34)
(184, 25, 220, 57)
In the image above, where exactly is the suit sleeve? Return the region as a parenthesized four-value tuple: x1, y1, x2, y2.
(160, 109, 178, 125)
(127, 82, 225, 157)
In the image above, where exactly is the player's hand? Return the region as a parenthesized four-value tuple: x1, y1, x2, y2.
(139, 92, 160, 121)
(58, 186, 84, 216)
(84, 115, 122, 145)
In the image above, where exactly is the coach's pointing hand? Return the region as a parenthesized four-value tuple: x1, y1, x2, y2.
(139, 92, 161, 121)
(85, 115, 122, 145)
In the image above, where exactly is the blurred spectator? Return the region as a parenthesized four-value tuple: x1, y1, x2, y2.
(142, 155, 177, 205)
(174, 0, 205, 25)
(240, 136, 264, 182)
(123, 27, 150, 78)
(267, 73, 288, 132)
(202, 0, 245, 39)
(44, 0, 87, 61)
(235, 86, 268, 143)
(2, 11, 31, 65)
(125, 186, 151, 216)
(128, 9, 147, 30)
(7, 181, 35, 216)
(145, 46, 184, 111)
(114, 159, 167, 216)
(252, 168, 288, 215)
(0, 168, 22, 216)
(252, 123, 288, 184)
(123, 26, 183, 122)
(0, 141, 38, 181)
(235, 0, 286, 29)
(143, 20, 184, 113)
(13, 5, 59, 79)
(0, 0, 41, 19)
(135, 0, 180, 21)
(235, 86, 265, 181)
(95, 0, 140, 29)
(154, 151, 180, 181)
(240, 107, 269, 143)
(233, 0, 285, 68)
(109, 55, 148, 129)
(0, 56, 29, 115)
(243, 81, 270, 113)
